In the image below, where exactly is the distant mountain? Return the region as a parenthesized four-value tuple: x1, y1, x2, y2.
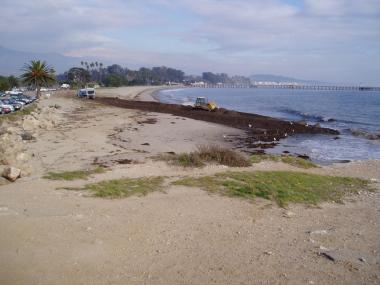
(250, 74, 326, 85)
(0, 46, 84, 76)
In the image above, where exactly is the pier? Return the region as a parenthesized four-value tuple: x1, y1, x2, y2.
(189, 83, 380, 92)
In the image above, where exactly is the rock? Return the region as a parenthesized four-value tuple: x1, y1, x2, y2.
(21, 132, 35, 141)
(309, 230, 328, 235)
(359, 257, 366, 263)
(320, 249, 379, 265)
(2, 166, 21, 182)
(297, 154, 310, 160)
(283, 211, 296, 218)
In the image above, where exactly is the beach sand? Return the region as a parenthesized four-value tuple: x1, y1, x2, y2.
(0, 87, 379, 285)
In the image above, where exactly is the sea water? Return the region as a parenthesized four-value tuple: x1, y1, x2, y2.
(156, 88, 380, 163)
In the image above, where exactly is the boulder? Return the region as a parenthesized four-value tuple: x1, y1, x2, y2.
(2, 166, 21, 182)
(21, 132, 35, 141)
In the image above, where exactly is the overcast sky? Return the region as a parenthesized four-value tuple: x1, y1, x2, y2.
(1, 0, 380, 84)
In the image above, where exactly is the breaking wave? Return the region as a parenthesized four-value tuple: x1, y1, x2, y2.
(350, 129, 380, 140)
(278, 108, 336, 123)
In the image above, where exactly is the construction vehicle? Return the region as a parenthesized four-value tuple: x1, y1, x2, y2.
(194, 97, 218, 111)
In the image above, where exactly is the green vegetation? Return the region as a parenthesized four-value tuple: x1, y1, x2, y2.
(44, 167, 106, 181)
(21, 60, 56, 98)
(104, 74, 128, 87)
(70, 176, 165, 198)
(0, 75, 19, 91)
(250, 154, 318, 169)
(0, 105, 37, 123)
(67, 67, 91, 88)
(158, 152, 205, 168)
(173, 171, 371, 207)
(156, 145, 251, 168)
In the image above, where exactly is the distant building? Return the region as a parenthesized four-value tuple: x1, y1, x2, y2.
(190, 81, 205, 87)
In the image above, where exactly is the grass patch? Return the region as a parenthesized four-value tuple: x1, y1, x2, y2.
(156, 145, 251, 168)
(250, 154, 318, 169)
(0, 104, 37, 122)
(71, 176, 165, 198)
(44, 166, 106, 181)
(173, 171, 371, 207)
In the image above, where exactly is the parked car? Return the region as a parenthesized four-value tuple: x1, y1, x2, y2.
(1, 99, 23, 110)
(6, 89, 23, 96)
(10, 95, 33, 104)
(0, 92, 6, 97)
(9, 98, 26, 106)
(0, 106, 12, 114)
(0, 101, 15, 113)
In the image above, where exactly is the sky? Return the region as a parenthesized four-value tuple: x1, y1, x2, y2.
(1, 0, 380, 84)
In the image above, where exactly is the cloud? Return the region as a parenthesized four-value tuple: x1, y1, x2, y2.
(1, 0, 379, 84)
(0, 0, 162, 52)
(175, 0, 380, 54)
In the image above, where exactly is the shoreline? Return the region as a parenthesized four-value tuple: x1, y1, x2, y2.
(139, 87, 380, 163)
(95, 94, 339, 157)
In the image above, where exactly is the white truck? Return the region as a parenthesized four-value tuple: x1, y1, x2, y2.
(77, 88, 95, 99)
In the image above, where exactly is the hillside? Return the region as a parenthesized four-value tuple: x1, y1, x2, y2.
(0, 46, 82, 75)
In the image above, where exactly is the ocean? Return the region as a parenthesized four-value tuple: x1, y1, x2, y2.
(156, 88, 380, 163)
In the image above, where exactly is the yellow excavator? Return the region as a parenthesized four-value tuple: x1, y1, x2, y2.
(194, 97, 218, 111)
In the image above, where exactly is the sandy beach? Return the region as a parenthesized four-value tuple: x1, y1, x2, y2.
(0, 87, 379, 285)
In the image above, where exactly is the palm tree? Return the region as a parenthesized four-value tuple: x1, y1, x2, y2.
(21, 60, 55, 99)
(99, 63, 104, 81)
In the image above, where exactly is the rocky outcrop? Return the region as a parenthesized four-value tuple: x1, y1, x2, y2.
(2, 166, 21, 182)
(0, 105, 62, 180)
(22, 107, 61, 131)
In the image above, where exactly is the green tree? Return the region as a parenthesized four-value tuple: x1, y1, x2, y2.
(21, 60, 56, 98)
(104, 74, 126, 87)
(0, 76, 10, 91)
(8, 76, 19, 88)
(67, 67, 91, 88)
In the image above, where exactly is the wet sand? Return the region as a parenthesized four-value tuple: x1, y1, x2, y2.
(96, 95, 338, 154)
